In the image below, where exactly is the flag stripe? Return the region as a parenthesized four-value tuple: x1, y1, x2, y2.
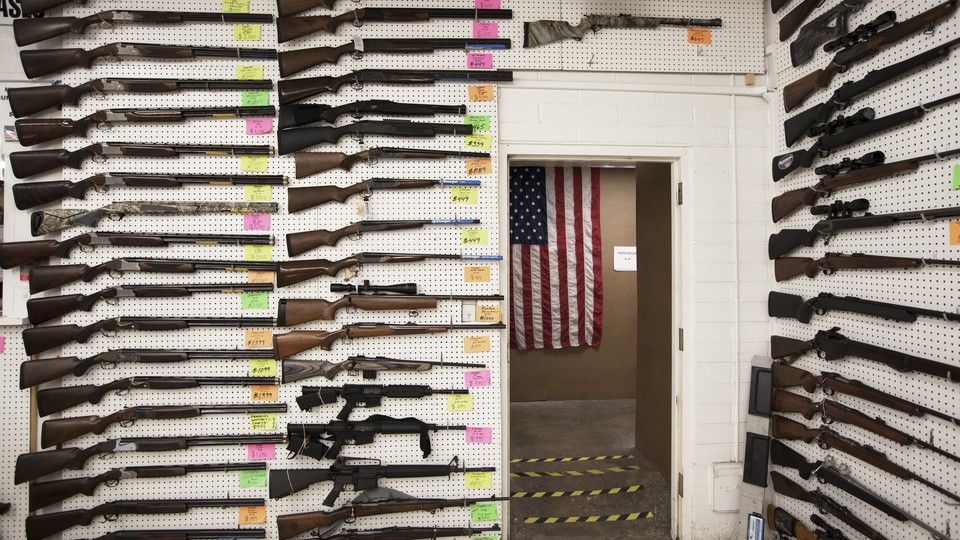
(589, 168, 604, 343)
(572, 167, 586, 345)
(539, 244, 553, 348)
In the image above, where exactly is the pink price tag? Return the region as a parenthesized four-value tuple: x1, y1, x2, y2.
(246, 118, 273, 135)
(466, 53, 493, 69)
(465, 426, 492, 444)
(465, 370, 491, 387)
(247, 443, 275, 460)
(244, 214, 270, 231)
(0, 336, 5, 353)
(472, 21, 499, 38)
(475, 0, 500, 8)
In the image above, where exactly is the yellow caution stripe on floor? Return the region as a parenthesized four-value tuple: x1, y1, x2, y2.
(523, 511, 654, 524)
(511, 454, 634, 463)
(511, 485, 644, 498)
(510, 465, 641, 477)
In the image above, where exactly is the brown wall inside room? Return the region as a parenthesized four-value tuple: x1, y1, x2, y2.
(510, 167, 639, 402)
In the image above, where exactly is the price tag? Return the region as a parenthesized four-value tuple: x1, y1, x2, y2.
(464, 336, 491, 353)
(465, 471, 493, 488)
(240, 155, 268, 172)
(223, 0, 249, 12)
(246, 118, 273, 135)
(238, 469, 267, 487)
(465, 158, 492, 176)
(244, 214, 270, 231)
(462, 229, 488, 245)
(248, 359, 277, 376)
(245, 245, 272, 262)
(248, 270, 274, 283)
(465, 266, 491, 283)
(249, 413, 277, 430)
(468, 85, 494, 102)
(234, 24, 261, 41)
(241, 291, 269, 310)
(953, 164, 960, 189)
(447, 394, 474, 411)
(466, 426, 492, 444)
(465, 370, 491, 387)
(472, 21, 499, 38)
(242, 91, 270, 107)
(687, 28, 712, 45)
(451, 187, 478, 204)
(239, 506, 266, 524)
(0, 336, 5, 353)
(464, 115, 491, 132)
(245, 330, 274, 349)
(475, 0, 500, 8)
(477, 305, 501, 323)
(251, 385, 279, 401)
(464, 134, 492, 150)
(236, 65, 263, 80)
(470, 503, 499, 522)
(245, 185, 272, 201)
(951, 222, 960, 245)
(247, 443, 275, 460)
(466, 52, 493, 70)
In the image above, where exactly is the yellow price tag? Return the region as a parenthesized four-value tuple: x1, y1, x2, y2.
(251, 385, 279, 401)
(464, 266, 491, 283)
(465, 471, 493, 489)
(465, 158, 492, 176)
(245, 244, 272, 262)
(248, 270, 275, 283)
(468, 85, 494, 102)
(464, 134, 491, 150)
(234, 24, 261, 41)
(245, 331, 273, 350)
(447, 394, 474, 411)
(461, 229, 488, 246)
(477, 305, 501, 323)
(238, 506, 266, 524)
(464, 336, 491, 353)
(248, 359, 276, 376)
(245, 184, 272, 201)
(240, 155, 268, 172)
(236, 65, 263, 80)
(451, 187, 478, 204)
(249, 413, 276, 430)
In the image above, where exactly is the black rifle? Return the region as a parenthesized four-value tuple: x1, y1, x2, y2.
(287, 414, 467, 459)
(804, 108, 875, 139)
(35, 375, 278, 416)
(278, 69, 514, 105)
(783, 1, 958, 111)
(279, 38, 511, 76)
(313, 526, 502, 540)
(809, 198, 869, 218)
(810, 515, 852, 540)
(771, 440, 949, 539)
(773, 91, 960, 180)
(269, 455, 494, 505)
(22, 316, 278, 356)
(277, 8, 513, 41)
(768, 471, 889, 540)
(773, 252, 960, 281)
(298, 384, 469, 419)
(15, 433, 285, 483)
(41, 403, 287, 448)
(25, 497, 264, 540)
(15, 106, 276, 146)
(768, 205, 960, 258)
(7, 78, 274, 118)
(29, 462, 265, 511)
(822, 10, 897, 52)
(86, 530, 266, 540)
(768, 290, 960, 324)
(20, 42, 279, 79)
(13, 173, 288, 210)
(790, 0, 873, 66)
(295, 147, 490, 178)
(0, 232, 274, 269)
(287, 219, 480, 255)
(9, 142, 274, 179)
(14, 10, 274, 45)
(282, 355, 486, 383)
(289, 177, 480, 213)
(278, 120, 474, 155)
(772, 328, 960, 382)
(280, 100, 466, 129)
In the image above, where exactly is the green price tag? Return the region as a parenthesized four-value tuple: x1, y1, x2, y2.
(242, 91, 270, 107)
(953, 164, 960, 190)
(242, 292, 268, 310)
(464, 115, 491, 132)
(238, 469, 267, 488)
(470, 503, 499, 522)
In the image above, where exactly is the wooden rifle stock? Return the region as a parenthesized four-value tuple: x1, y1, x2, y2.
(295, 150, 371, 177)
(779, 0, 820, 40)
(278, 296, 438, 325)
(277, 0, 336, 17)
(274, 324, 449, 358)
(766, 504, 819, 540)
(771, 362, 821, 393)
(41, 406, 203, 447)
(771, 389, 820, 420)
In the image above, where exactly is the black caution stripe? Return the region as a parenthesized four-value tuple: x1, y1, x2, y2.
(523, 511, 654, 524)
(511, 454, 634, 463)
(510, 465, 641, 477)
(511, 485, 644, 498)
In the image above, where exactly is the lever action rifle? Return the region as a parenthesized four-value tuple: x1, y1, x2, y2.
(280, 101, 466, 129)
(7, 78, 274, 118)
(0, 232, 274, 269)
(29, 462, 266, 511)
(289, 177, 480, 213)
(278, 8, 512, 41)
(774, 252, 960, 281)
(276, 291, 503, 324)
(15, 433, 284, 483)
(15, 106, 276, 146)
(766, 505, 820, 540)
(278, 120, 474, 155)
(768, 205, 960, 258)
(282, 355, 487, 383)
(287, 415, 467, 459)
(20, 42, 279, 79)
(278, 69, 513, 105)
(523, 14, 722, 48)
(789, 0, 875, 66)
(84, 529, 266, 540)
(25, 497, 264, 540)
(772, 362, 960, 425)
(298, 384, 469, 419)
(273, 322, 504, 358)
(287, 219, 480, 255)
(13, 173, 288, 210)
(312, 525, 502, 540)
(769, 471, 889, 540)
(14, 10, 275, 46)
(295, 147, 490, 178)
(768, 290, 960, 324)
(279, 38, 511, 76)
(9, 142, 275, 180)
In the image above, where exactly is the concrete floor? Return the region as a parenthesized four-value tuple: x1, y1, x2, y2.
(509, 399, 672, 540)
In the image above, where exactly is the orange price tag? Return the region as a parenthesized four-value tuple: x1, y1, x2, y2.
(687, 28, 712, 45)
(244, 330, 272, 348)
(465, 158, 492, 176)
(468, 85, 494, 102)
(239, 506, 266, 524)
(950, 222, 960, 245)
(248, 270, 274, 283)
(251, 385, 279, 401)
(464, 266, 491, 283)
(464, 336, 491, 353)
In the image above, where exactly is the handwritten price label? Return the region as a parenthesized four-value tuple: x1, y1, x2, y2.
(244, 245, 272, 262)
(223, 0, 249, 12)
(236, 65, 263, 80)
(466, 426, 492, 444)
(465, 471, 493, 489)
(238, 506, 266, 524)
(451, 187, 478, 204)
(245, 331, 274, 350)
(477, 305, 501, 323)
(464, 115, 491, 132)
(473, 21, 499, 38)
(951, 222, 960, 245)
(240, 155, 268, 172)
(251, 385, 279, 401)
(241, 291, 268, 310)
(465, 370, 491, 387)
(234, 24, 261, 41)
(447, 394, 474, 411)
(238, 469, 267, 488)
(464, 336, 491, 353)
(468, 85, 494, 102)
(466, 52, 493, 70)
(245, 184, 272, 201)
(953, 164, 960, 189)
(464, 134, 492, 150)
(474, 0, 500, 8)
(470, 503, 499, 522)
(248, 359, 276, 376)
(687, 28, 712, 45)
(249, 413, 276, 430)
(464, 266, 491, 283)
(0, 336, 5, 353)
(462, 229, 488, 246)
(247, 443, 275, 460)
(244, 214, 270, 231)
(465, 158, 492, 176)
(242, 91, 270, 106)
(246, 118, 273, 135)
(248, 270, 274, 284)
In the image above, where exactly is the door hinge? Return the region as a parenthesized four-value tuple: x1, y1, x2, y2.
(676, 182, 683, 205)
(679, 328, 684, 351)
(678, 472, 684, 497)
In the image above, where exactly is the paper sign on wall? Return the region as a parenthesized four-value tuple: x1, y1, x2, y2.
(614, 246, 637, 271)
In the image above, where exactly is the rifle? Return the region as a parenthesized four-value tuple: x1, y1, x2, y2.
(20, 42, 279, 79)
(277, 291, 503, 324)
(278, 120, 474, 155)
(784, 37, 960, 146)
(13, 173, 288, 210)
(22, 0, 84, 15)
(8, 142, 275, 180)
(31, 201, 278, 236)
(7, 78, 274, 118)
(1, 232, 274, 270)
(287, 219, 480, 255)
(772, 362, 960, 425)
(298, 384, 469, 419)
(276, 251, 501, 285)
(274, 322, 505, 358)
(773, 252, 960, 281)
(86, 530, 267, 540)
(280, 101, 466, 130)
(523, 14, 722, 48)
(772, 415, 960, 502)
(278, 8, 513, 41)
(783, 1, 958, 111)
(287, 414, 467, 460)
(22, 316, 278, 356)
(768, 205, 960, 258)
(29, 462, 266, 511)
(25, 498, 264, 540)
(772, 389, 960, 462)
(773, 91, 960, 181)
(770, 148, 960, 221)
(41, 403, 287, 448)
(280, 38, 511, 75)
(278, 0, 336, 17)
(789, 0, 874, 66)
(281, 355, 487, 383)
(768, 290, 960, 324)
(810, 515, 853, 540)
(768, 471, 889, 540)
(278, 69, 513, 105)
(15, 106, 276, 146)
(269, 455, 494, 504)
(289, 177, 480, 213)
(308, 525, 502, 540)
(15, 433, 284, 484)
(14, 10, 275, 46)
(36, 375, 278, 416)
(771, 441, 950, 539)
(766, 505, 819, 540)
(295, 147, 490, 178)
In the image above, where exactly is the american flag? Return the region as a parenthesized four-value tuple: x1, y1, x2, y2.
(509, 165, 603, 349)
